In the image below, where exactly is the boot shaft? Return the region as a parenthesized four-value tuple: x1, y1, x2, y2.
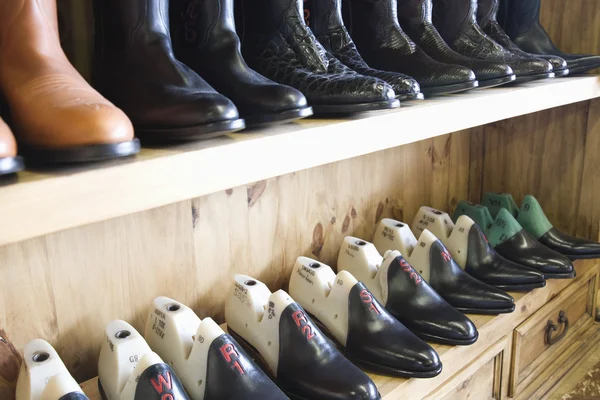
(171, 0, 238, 49)
(432, 0, 476, 41)
(94, 0, 171, 49)
(344, 0, 413, 49)
(396, 0, 433, 23)
(477, 0, 499, 26)
(498, 0, 541, 38)
(305, 0, 345, 34)
(235, 0, 304, 38)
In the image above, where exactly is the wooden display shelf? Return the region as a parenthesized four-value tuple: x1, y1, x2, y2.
(78, 260, 597, 400)
(1, 76, 598, 247)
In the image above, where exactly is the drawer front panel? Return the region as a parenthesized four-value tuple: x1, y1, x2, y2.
(511, 266, 598, 397)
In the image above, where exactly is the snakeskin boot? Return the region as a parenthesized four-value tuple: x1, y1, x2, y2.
(498, 0, 600, 75)
(477, 0, 568, 77)
(432, 0, 553, 83)
(305, 0, 422, 100)
(234, 0, 399, 114)
(343, 0, 478, 96)
(397, 0, 515, 88)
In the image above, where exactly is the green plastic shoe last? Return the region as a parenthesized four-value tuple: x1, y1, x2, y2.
(516, 195, 554, 240)
(453, 201, 524, 248)
(481, 192, 520, 218)
(482, 193, 554, 240)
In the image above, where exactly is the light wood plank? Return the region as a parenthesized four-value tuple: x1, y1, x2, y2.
(0, 77, 598, 247)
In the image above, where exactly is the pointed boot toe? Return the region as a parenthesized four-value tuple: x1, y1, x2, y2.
(563, 55, 600, 75)
(509, 57, 554, 82)
(540, 228, 600, 260)
(410, 310, 478, 345)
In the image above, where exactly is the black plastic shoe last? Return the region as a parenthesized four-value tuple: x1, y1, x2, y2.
(144, 297, 288, 400)
(396, 0, 517, 88)
(432, 0, 551, 83)
(305, 0, 423, 100)
(498, 0, 600, 75)
(453, 201, 576, 279)
(93, 0, 245, 142)
(170, 0, 313, 127)
(342, 0, 479, 96)
(338, 236, 479, 346)
(477, 0, 568, 77)
(234, 0, 399, 115)
(373, 220, 515, 315)
(289, 256, 442, 378)
(412, 206, 546, 291)
(225, 275, 381, 400)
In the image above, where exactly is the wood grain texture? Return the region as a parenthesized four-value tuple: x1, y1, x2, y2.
(541, 0, 600, 56)
(0, 330, 21, 400)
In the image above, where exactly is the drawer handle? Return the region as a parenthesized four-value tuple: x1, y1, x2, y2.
(545, 310, 569, 345)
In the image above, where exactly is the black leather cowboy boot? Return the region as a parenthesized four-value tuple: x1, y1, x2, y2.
(433, 0, 553, 83)
(305, 0, 422, 100)
(477, 0, 568, 77)
(343, 0, 479, 96)
(397, 0, 515, 88)
(498, 0, 600, 75)
(93, 0, 244, 142)
(170, 0, 313, 127)
(234, 0, 399, 114)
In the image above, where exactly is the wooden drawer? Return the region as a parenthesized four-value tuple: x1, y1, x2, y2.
(424, 335, 512, 400)
(510, 265, 599, 398)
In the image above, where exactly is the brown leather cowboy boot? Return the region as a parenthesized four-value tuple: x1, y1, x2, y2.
(0, 117, 23, 175)
(0, 0, 140, 164)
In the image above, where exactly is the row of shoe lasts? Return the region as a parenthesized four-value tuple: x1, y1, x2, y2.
(2, 0, 600, 177)
(11, 193, 600, 400)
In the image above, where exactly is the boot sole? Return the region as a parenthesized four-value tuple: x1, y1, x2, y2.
(0, 156, 24, 175)
(420, 80, 479, 96)
(492, 280, 547, 292)
(512, 71, 555, 83)
(477, 74, 517, 89)
(543, 270, 577, 279)
(414, 330, 479, 346)
(308, 312, 443, 379)
(19, 140, 141, 165)
(243, 106, 313, 128)
(567, 64, 600, 75)
(455, 304, 516, 315)
(311, 99, 400, 115)
(566, 253, 600, 260)
(137, 118, 246, 143)
(398, 93, 425, 101)
(554, 68, 570, 77)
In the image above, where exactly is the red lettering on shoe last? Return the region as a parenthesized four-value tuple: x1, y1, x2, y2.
(399, 258, 422, 284)
(220, 343, 245, 376)
(359, 289, 380, 315)
(292, 310, 316, 341)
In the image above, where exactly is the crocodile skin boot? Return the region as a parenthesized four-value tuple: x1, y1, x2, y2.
(305, 0, 422, 100)
(234, 0, 399, 114)
(477, 0, 568, 77)
(94, 0, 245, 142)
(498, 0, 600, 75)
(0, 116, 23, 176)
(343, 0, 478, 95)
(0, 0, 139, 164)
(170, 0, 313, 127)
(433, 0, 553, 83)
(397, 0, 515, 88)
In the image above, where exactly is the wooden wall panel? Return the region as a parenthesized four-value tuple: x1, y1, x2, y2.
(478, 101, 589, 235)
(541, 0, 600, 56)
(0, 130, 475, 382)
(577, 97, 600, 241)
